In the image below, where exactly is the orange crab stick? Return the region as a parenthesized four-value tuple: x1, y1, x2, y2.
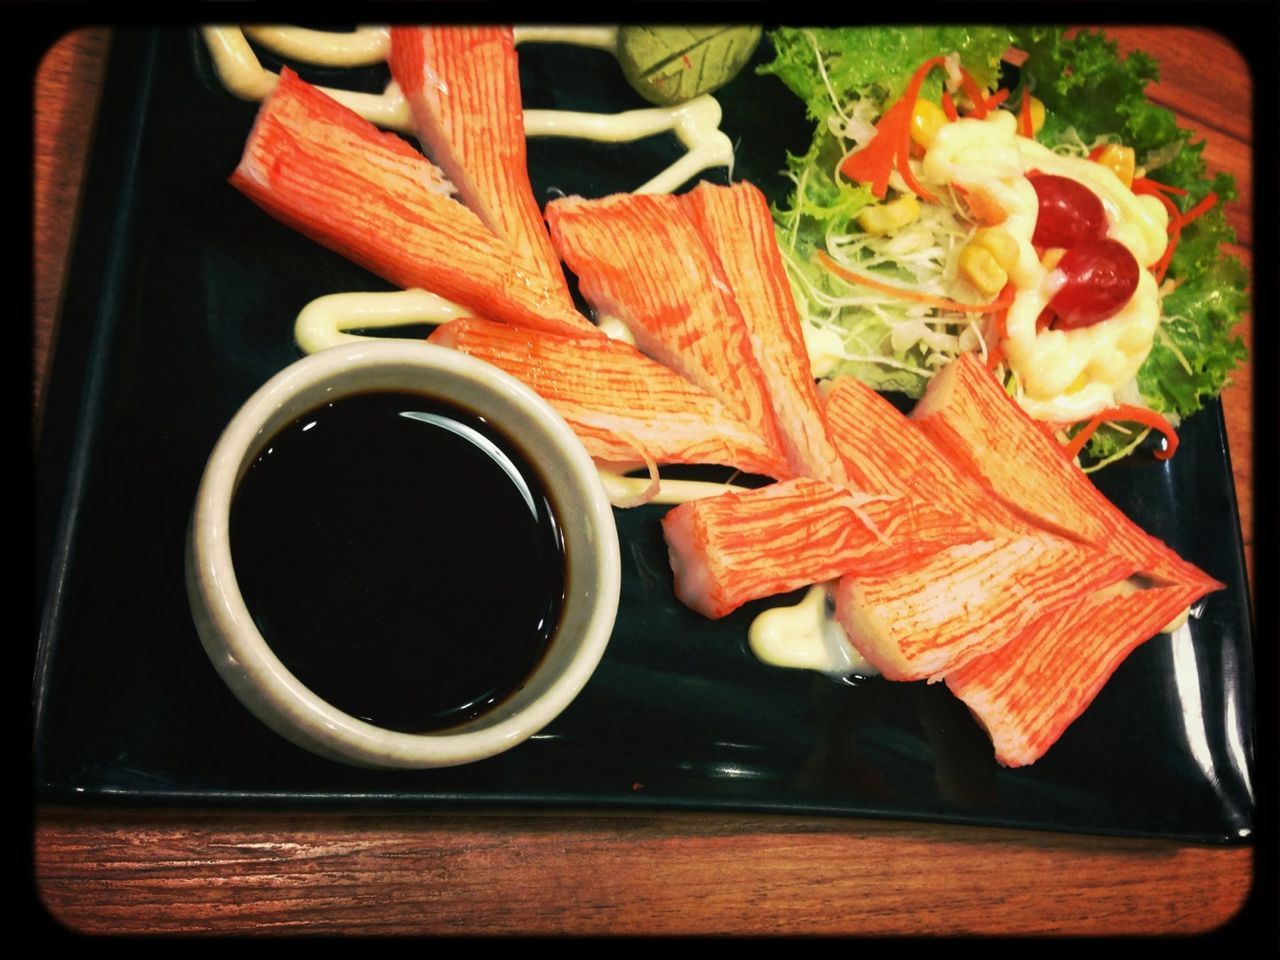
(388, 26, 573, 303)
(429, 318, 790, 480)
(662, 478, 973, 620)
(547, 192, 788, 464)
(230, 68, 596, 338)
(835, 533, 1135, 682)
(911, 354, 1222, 592)
(946, 580, 1211, 767)
(822, 376, 1027, 536)
(683, 181, 848, 485)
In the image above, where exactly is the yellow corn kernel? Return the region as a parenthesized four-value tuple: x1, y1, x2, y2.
(958, 245, 1008, 298)
(1093, 143, 1136, 187)
(1040, 247, 1067, 272)
(1067, 371, 1091, 393)
(970, 227, 1019, 274)
(1027, 96, 1046, 135)
(909, 98, 948, 149)
(855, 194, 921, 236)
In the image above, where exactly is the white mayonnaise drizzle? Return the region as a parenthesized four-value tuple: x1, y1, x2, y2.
(293, 290, 467, 354)
(749, 584, 878, 677)
(241, 25, 391, 65)
(200, 24, 731, 191)
(597, 471, 751, 506)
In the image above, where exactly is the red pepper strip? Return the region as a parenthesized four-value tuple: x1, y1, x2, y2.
(1180, 191, 1219, 225)
(818, 251, 1015, 313)
(1018, 91, 1034, 138)
(841, 57, 948, 201)
(897, 140, 936, 202)
(1153, 214, 1183, 284)
(1001, 46, 1029, 67)
(1131, 185, 1182, 283)
(1062, 404, 1179, 461)
(1088, 144, 1107, 161)
(985, 341, 1004, 371)
(993, 290, 1013, 336)
(894, 56, 949, 202)
(984, 88, 1010, 111)
(1132, 179, 1216, 283)
(941, 89, 959, 121)
(958, 68, 989, 118)
(1132, 176, 1188, 197)
(840, 99, 907, 199)
(985, 294, 1014, 371)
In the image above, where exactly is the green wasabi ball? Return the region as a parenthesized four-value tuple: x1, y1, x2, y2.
(617, 26, 763, 106)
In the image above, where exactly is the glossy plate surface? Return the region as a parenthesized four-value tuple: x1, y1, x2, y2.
(34, 29, 1254, 842)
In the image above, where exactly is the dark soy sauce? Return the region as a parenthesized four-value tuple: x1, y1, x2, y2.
(230, 391, 566, 733)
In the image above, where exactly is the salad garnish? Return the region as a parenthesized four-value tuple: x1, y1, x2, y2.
(760, 26, 1248, 464)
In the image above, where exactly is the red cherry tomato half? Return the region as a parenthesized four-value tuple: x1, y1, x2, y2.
(1048, 237, 1140, 330)
(1029, 173, 1108, 248)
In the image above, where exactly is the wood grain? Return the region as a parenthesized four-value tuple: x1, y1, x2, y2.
(33, 28, 111, 434)
(32, 26, 1257, 937)
(35, 809, 1254, 936)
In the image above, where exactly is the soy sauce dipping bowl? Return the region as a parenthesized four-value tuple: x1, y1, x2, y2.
(186, 341, 622, 768)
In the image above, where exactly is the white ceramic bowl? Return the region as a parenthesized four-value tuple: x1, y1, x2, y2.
(185, 341, 620, 768)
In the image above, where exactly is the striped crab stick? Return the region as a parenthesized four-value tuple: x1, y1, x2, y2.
(822, 377, 1029, 536)
(834, 534, 1136, 682)
(911, 354, 1222, 591)
(428, 318, 790, 480)
(546, 192, 788, 464)
(661, 365, 1026, 621)
(230, 68, 596, 338)
(946, 580, 1210, 766)
(387, 26, 573, 304)
(661, 476, 992, 620)
(682, 181, 848, 484)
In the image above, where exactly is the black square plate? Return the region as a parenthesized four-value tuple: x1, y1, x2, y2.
(34, 28, 1254, 842)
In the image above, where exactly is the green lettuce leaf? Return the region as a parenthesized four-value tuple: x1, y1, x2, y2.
(761, 26, 1011, 118)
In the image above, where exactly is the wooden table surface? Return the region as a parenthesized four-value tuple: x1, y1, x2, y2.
(33, 26, 1259, 937)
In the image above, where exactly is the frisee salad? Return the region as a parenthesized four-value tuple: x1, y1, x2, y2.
(760, 26, 1248, 466)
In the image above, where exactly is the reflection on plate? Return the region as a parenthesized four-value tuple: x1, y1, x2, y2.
(33, 28, 1253, 842)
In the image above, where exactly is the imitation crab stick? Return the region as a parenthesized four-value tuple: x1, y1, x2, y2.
(230, 68, 596, 338)
(388, 27, 573, 302)
(910, 354, 1222, 592)
(683, 181, 848, 485)
(946, 580, 1210, 767)
(428, 318, 790, 480)
(546, 192, 788, 465)
(912, 355, 1109, 540)
(822, 376, 1028, 536)
(835, 533, 1135, 682)
(662, 478, 977, 620)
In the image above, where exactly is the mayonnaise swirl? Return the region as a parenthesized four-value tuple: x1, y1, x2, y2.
(749, 584, 878, 677)
(200, 25, 732, 191)
(922, 111, 1169, 422)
